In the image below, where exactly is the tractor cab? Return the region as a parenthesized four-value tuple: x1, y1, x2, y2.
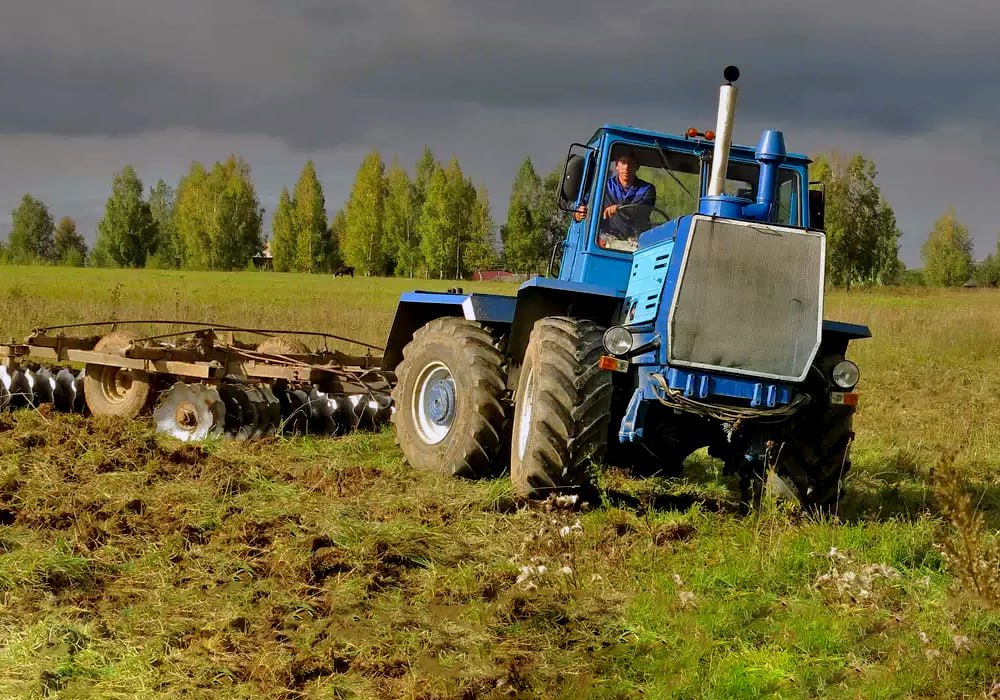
(555, 125, 818, 294)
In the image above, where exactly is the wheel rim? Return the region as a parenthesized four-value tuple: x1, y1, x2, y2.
(516, 366, 535, 460)
(102, 367, 135, 404)
(413, 361, 457, 445)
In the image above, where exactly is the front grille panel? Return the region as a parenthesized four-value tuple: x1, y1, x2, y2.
(667, 217, 824, 381)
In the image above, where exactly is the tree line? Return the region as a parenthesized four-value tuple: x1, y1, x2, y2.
(0, 148, 569, 278)
(0, 145, 995, 286)
(324, 149, 567, 277)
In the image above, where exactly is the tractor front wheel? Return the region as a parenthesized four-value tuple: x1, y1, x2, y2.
(510, 317, 612, 499)
(392, 317, 507, 478)
(772, 403, 855, 509)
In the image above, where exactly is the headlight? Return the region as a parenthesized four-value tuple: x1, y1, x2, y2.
(602, 326, 633, 356)
(831, 360, 859, 390)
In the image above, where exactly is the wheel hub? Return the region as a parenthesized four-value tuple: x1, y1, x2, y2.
(426, 377, 456, 425)
(104, 368, 134, 401)
(175, 403, 198, 430)
(413, 362, 456, 445)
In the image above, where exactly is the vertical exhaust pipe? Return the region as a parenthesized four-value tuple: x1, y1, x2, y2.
(707, 66, 740, 197)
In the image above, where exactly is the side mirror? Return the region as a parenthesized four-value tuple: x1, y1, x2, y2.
(808, 186, 825, 231)
(558, 144, 597, 212)
(561, 155, 584, 204)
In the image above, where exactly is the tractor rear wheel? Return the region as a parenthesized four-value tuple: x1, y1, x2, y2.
(392, 317, 507, 478)
(84, 330, 154, 418)
(510, 317, 612, 499)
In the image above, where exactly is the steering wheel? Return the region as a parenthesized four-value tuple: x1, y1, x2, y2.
(614, 203, 671, 222)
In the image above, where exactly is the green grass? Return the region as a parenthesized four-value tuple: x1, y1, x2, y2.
(0, 265, 514, 348)
(1, 268, 999, 698)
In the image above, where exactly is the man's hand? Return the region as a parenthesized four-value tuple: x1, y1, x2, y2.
(602, 204, 618, 219)
(573, 204, 587, 222)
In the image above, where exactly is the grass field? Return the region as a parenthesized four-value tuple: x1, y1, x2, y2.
(1, 266, 999, 699)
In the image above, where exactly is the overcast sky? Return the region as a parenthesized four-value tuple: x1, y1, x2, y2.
(2, 0, 998, 266)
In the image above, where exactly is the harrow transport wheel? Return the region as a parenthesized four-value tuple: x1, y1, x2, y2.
(773, 403, 855, 510)
(83, 331, 153, 418)
(510, 317, 612, 499)
(392, 317, 507, 478)
(256, 335, 309, 356)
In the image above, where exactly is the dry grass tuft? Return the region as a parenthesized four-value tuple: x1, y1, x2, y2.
(933, 451, 1000, 609)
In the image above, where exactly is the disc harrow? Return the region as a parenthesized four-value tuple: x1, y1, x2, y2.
(0, 321, 396, 442)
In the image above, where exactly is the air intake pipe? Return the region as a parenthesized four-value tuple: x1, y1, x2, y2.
(741, 130, 786, 222)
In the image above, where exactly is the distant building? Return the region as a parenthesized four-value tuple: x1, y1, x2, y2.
(471, 270, 526, 283)
(253, 240, 274, 271)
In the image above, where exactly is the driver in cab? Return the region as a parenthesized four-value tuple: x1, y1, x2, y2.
(573, 149, 656, 250)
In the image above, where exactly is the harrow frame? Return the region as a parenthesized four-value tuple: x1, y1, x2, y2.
(0, 320, 396, 440)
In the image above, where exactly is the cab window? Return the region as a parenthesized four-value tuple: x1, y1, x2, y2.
(723, 161, 801, 226)
(593, 143, 700, 253)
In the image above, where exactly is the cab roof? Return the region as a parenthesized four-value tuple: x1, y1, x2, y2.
(598, 124, 812, 166)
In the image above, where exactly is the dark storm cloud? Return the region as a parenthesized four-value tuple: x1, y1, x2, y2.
(3, 0, 1000, 266)
(3, 0, 999, 147)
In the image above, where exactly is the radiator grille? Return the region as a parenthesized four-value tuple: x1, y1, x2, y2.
(667, 216, 824, 382)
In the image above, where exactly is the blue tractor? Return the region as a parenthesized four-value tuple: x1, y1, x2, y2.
(383, 67, 870, 507)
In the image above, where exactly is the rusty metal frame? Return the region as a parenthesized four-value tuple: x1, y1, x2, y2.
(0, 321, 391, 393)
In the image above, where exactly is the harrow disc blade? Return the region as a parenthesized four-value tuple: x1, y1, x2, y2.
(274, 383, 309, 435)
(73, 368, 88, 413)
(287, 389, 311, 435)
(219, 384, 257, 440)
(0, 366, 11, 412)
(308, 387, 337, 435)
(338, 394, 364, 432)
(257, 384, 281, 437)
(154, 383, 226, 441)
(368, 391, 394, 427)
(243, 386, 270, 440)
(9, 369, 33, 410)
(53, 369, 78, 412)
(30, 368, 55, 406)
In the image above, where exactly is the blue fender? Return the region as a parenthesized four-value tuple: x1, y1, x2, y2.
(820, 320, 872, 356)
(381, 291, 517, 371)
(382, 278, 627, 372)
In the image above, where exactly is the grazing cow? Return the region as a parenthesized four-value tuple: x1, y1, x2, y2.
(333, 266, 355, 278)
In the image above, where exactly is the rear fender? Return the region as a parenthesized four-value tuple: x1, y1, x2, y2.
(381, 292, 516, 370)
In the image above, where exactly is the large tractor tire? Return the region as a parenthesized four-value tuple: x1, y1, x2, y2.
(392, 317, 507, 478)
(772, 403, 855, 509)
(84, 330, 154, 418)
(510, 317, 612, 499)
(772, 352, 858, 509)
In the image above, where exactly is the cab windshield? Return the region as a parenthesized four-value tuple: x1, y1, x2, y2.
(590, 143, 802, 253)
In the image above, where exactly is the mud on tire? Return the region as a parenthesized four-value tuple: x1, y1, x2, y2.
(510, 317, 612, 499)
(392, 317, 507, 478)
